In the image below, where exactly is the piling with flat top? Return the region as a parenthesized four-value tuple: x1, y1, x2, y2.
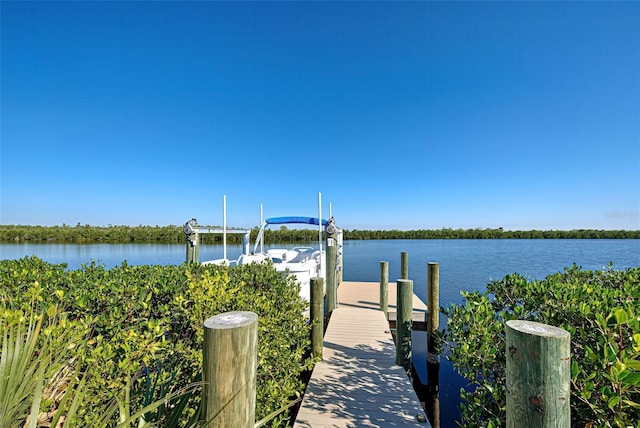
(395, 279, 413, 371)
(506, 320, 570, 428)
(379, 261, 389, 317)
(427, 262, 440, 353)
(400, 252, 409, 280)
(310, 277, 324, 360)
(202, 311, 258, 427)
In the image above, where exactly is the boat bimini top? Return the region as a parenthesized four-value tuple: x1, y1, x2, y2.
(252, 216, 328, 255)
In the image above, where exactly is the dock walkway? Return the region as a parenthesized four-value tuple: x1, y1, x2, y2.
(294, 281, 431, 427)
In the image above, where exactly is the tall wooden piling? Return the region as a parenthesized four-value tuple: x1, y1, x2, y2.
(336, 228, 343, 284)
(379, 261, 389, 317)
(325, 240, 337, 317)
(186, 233, 199, 263)
(310, 277, 324, 360)
(395, 279, 413, 371)
(426, 263, 441, 427)
(506, 320, 570, 428)
(400, 251, 409, 280)
(427, 262, 440, 353)
(337, 247, 343, 283)
(202, 311, 258, 427)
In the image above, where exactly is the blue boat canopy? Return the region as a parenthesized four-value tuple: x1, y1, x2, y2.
(265, 216, 328, 226)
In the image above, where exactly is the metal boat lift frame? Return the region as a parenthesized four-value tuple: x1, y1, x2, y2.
(183, 195, 251, 263)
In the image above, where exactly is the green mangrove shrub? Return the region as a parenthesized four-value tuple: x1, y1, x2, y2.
(0, 257, 312, 427)
(443, 265, 640, 427)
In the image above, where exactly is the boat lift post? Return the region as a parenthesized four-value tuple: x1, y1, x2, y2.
(184, 218, 199, 263)
(325, 217, 338, 317)
(318, 192, 323, 283)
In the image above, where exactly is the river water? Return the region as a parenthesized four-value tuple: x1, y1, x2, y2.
(3, 239, 637, 307)
(1, 239, 638, 426)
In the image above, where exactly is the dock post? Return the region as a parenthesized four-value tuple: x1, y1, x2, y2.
(186, 232, 199, 263)
(337, 229, 344, 284)
(310, 277, 324, 360)
(395, 279, 413, 371)
(400, 251, 409, 280)
(202, 311, 258, 427)
(427, 262, 440, 354)
(184, 219, 199, 263)
(379, 261, 389, 317)
(325, 224, 338, 316)
(506, 320, 570, 428)
(426, 263, 441, 427)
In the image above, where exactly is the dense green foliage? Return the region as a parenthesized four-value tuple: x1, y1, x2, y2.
(1, 224, 638, 243)
(344, 228, 640, 240)
(0, 257, 312, 427)
(444, 265, 640, 427)
(0, 224, 200, 243)
(0, 224, 323, 244)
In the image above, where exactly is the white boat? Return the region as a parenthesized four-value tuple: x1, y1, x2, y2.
(186, 196, 341, 303)
(247, 216, 330, 302)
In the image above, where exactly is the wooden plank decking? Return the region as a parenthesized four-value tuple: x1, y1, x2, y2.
(336, 281, 427, 312)
(337, 281, 428, 329)
(293, 282, 431, 427)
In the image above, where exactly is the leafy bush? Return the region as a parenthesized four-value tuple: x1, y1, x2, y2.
(0, 257, 312, 427)
(443, 265, 640, 427)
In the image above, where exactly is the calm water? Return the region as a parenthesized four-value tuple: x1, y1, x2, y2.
(1, 239, 639, 426)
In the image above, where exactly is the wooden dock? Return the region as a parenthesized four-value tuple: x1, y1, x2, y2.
(294, 281, 431, 427)
(336, 281, 428, 330)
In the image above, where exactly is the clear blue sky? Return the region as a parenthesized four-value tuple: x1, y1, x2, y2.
(1, 1, 639, 231)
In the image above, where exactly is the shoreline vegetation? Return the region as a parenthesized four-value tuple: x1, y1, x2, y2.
(2, 260, 638, 426)
(1, 257, 311, 427)
(444, 264, 640, 426)
(0, 224, 639, 243)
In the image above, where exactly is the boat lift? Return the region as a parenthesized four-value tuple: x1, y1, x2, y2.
(182, 194, 343, 307)
(183, 194, 342, 285)
(183, 218, 251, 264)
(183, 195, 251, 263)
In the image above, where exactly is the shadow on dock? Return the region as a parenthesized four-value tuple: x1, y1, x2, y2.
(294, 306, 430, 427)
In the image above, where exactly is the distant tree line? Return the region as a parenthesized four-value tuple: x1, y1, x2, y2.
(0, 224, 320, 244)
(343, 227, 640, 240)
(0, 224, 638, 243)
(0, 224, 186, 243)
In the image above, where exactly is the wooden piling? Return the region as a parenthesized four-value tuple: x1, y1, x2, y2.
(337, 249, 343, 284)
(427, 263, 441, 426)
(427, 262, 440, 353)
(400, 251, 409, 280)
(506, 320, 570, 428)
(325, 243, 337, 317)
(379, 261, 389, 317)
(395, 279, 413, 371)
(310, 277, 324, 360)
(186, 233, 199, 263)
(202, 311, 258, 427)
(337, 229, 343, 284)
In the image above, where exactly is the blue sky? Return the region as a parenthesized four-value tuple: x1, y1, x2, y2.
(1, 1, 639, 231)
